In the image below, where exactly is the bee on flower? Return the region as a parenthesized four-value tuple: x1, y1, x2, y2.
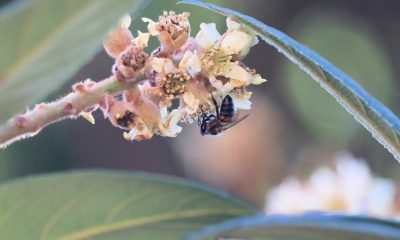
(100, 11, 267, 141)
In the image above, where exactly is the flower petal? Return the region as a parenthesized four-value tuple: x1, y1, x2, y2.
(123, 122, 153, 141)
(209, 75, 234, 95)
(119, 15, 132, 29)
(161, 109, 184, 137)
(80, 111, 95, 125)
(251, 74, 267, 85)
(195, 23, 221, 49)
(230, 79, 247, 88)
(133, 31, 150, 47)
(226, 17, 241, 31)
(219, 63, 250, 85)
(179, 51, 202, 77)
(181, 92, 200, 115)
(160, 106, 169, 120)
(142, 17, 158, 36)
(221, 30, 258, 58)
(150, 57, 175, 73)
(185, 79, 210, 104)
(231, 91, 252, 110)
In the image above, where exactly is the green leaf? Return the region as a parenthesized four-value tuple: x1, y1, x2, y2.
(0, 0, 151, 124)
(179, 0, 400, 162)
(284, 12, 394, 144)
(185, 213, 400, 240)
(0, 170, 255, 240)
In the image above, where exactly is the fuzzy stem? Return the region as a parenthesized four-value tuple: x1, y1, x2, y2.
(0, 75, 143, 148)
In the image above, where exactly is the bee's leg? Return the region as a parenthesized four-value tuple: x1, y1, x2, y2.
(198, 106, 206, 126)
(210, 93, 220, 120)
(198, 113, 204, 126)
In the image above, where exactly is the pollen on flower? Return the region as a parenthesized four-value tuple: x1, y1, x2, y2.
(143, 11, 191, 53)
(163, 72, 190, 97)
(100, 11, 267, 141)
(158, 11, 190, 40)
(114, 45, 149, 81)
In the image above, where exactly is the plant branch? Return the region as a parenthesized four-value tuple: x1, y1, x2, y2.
(0, 75, 143, 148)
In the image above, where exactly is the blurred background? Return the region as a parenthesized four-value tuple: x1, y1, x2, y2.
(1, 0, 400, 216)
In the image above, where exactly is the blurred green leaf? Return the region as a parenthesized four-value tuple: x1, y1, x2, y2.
(185, 213, 400, 240)
(0, 0, 150, 124)
(284, 12, 394, 144)
(180, 0, 400, 161)
(0, 170, 255, 239)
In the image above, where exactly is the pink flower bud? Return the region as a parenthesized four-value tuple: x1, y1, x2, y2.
(103, 27, 134, 58)
(113, 45, 149, 81)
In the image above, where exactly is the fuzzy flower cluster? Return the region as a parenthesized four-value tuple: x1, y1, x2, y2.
(101, 12, 266, 140)
(265, 152, 399, 217)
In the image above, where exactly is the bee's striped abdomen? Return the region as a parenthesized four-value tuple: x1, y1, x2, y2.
(220, 95, 234, 121)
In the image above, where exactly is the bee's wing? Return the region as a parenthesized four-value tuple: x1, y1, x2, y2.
(221, 114, 249, 131)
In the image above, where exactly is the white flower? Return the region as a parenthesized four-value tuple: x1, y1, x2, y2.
(226, 17, 241, 30)
(366, 178, 396, 215)
(150, 57, 175, 74)
(266, 178, 311, 213)
(160, 108, 184, 137)
(216, 63, 248, 87)
(133, 31, 150, 47)
(123, 121, 153, 141)
(251, 73, 267, 85)
(208, 75, 234, 96)
(221, 31, 257, 59)
(185, 78, 212, 105)
(195, 23, 221, 49)
(230, 91, 252, 110)
(179, 50, 202, 77)
(181, 92, 200, 115)
(221, 17, 259, 59)
(141, 17, 158, 36)
(214, 62, 267, 89)
(265, 151, 398, 216)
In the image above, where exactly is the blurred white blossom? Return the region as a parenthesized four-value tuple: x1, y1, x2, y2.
(265, 152, 399, 217)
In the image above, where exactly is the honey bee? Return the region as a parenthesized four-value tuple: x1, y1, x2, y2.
(199, 94, 249, 135)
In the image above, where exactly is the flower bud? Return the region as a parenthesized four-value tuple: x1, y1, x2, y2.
(103, 15, 134, 58)
(106, 98, 137, 129)
(113, 45, 149, 81)
(143, 11, 191, 53)
(124, 88, 161, 130)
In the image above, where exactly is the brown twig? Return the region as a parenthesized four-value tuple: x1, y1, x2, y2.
(0, 75, 143, 148)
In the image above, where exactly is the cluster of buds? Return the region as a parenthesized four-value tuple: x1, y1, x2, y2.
(101, 11, 266, 140)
